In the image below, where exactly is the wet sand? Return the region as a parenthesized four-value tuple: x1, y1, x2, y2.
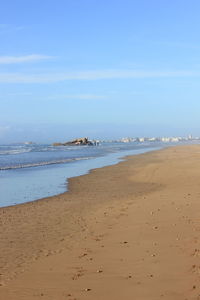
(0, 145, 200, 300)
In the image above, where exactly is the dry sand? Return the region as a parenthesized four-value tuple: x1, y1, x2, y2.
(0, 145, 200, 300)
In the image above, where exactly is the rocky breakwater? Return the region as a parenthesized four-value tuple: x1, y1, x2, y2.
(52, 137, 94, 146)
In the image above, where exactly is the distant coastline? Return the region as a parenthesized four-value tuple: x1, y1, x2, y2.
(1, 134, 198, 146)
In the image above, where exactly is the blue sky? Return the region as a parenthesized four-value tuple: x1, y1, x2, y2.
(1, 0, 200, 142)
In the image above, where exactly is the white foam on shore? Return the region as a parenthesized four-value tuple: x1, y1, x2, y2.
(0, 156, 93, 170)
(0, 147, 162, 208)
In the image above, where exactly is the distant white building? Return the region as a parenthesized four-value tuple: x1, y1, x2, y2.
(138, 137, 145, 142)
(171, 137, 179, 142)
(148, 137, 157, 142)
(160, 137, 170, 142)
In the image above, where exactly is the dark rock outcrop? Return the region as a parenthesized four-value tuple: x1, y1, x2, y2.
(52, 137, 93, 146)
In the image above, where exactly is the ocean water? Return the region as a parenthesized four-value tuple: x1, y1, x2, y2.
(0, 142, 163, 207)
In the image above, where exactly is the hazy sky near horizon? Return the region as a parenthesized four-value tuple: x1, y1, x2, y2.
(1, 0, 200, 142)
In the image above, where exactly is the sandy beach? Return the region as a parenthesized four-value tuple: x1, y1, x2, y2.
(0, 145, 200, 300)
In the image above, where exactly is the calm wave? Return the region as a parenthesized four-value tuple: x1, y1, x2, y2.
(0, 142, 164, 207)
(0, 142, 161, 171)
(0, 156, 93, 170)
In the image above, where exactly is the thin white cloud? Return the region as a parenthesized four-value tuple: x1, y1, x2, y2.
(0, 24, 24, 34)
(0, 92, 32, 99)
(8, 92, 32, 96)
(0, 69, 198, 83)
(48, 94, 107, 100)
(0, 54, 53, 64)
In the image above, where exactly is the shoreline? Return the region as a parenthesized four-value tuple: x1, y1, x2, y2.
(1, 145, 200, 299)
(0, 145, 162, 208)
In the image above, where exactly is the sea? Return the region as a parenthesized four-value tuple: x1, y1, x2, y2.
(0, 141, 165, 207)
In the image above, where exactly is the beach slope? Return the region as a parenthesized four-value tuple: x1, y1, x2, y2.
(0, 145, 200, 300)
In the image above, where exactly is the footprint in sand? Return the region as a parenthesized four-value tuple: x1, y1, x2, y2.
(121, 207, 128, 211)
(121, 241, 128, 244)
(125, 274, 132, 279)
(96, 269, 103, 273)
(192, 249, 200, 257)
(151, 254, 156, 257)
(84, 288, 92, 292)
(72, 268, 85, 280)
(79, 253, 88, 258)
(116, 213, 128, 219)
(94, 237, 101, 241)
